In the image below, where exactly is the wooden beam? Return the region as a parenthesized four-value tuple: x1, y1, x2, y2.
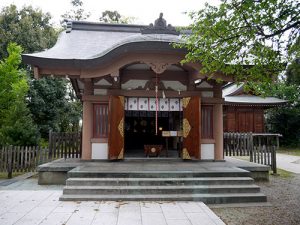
(82, 95, 109, 102)
(33, 67, 40, 79)
(83, 79, 93, 95)
(70, 78, 82, 99)
(39, 68, 81, 76)
(121, 69, 188, 81)
(106, 89, 205, 97)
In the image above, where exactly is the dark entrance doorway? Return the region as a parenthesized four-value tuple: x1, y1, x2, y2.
(124, 111, 182, 157)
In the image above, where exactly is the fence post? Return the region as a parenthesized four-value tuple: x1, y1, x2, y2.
(271, 146, 277, 174)
(249, 132, 253, 162)
(80, 132, 82, 158)
(7, 145, 13, 179)
(49, 130, 53, 159)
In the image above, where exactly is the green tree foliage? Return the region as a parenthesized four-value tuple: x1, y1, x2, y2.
(61, 0, 90, 22)
(28, 78, 82, 139)
(0, 5, 57, 59)
(99, 10, 135, 24)
(266, 87, 300, 146)
(286, 59, 300, 86)
(264, 58, 300, 146)
(180, 0, 300, 86)
(0, 4, 82, 144)
(0, 43, 38, 145)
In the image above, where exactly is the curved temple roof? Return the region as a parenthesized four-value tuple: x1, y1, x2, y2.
(224, 95, 287, 106)
(22, 17, 187, 68)
(223, 84, 287, 106)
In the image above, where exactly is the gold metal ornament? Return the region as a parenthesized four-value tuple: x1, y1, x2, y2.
(182, 97, 191, 108)
(118, 118, 124, 137)
(182, 148, 191, 160)
(119, 96, 125, 108)
(118, 148, 124, 159)
(183, 118, 191, 138)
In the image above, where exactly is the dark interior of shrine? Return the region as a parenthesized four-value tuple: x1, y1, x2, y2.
(124, 111, 182, 157)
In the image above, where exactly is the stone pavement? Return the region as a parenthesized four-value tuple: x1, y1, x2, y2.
(0, 179, 225, 225)
(276, 153, 300, 174)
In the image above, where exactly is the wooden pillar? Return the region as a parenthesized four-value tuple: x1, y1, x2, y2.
(214, 103, 223, 160)
(81, 79, 93, 160)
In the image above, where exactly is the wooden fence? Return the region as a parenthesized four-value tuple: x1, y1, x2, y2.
(0, 146, 50, 178)
(0, 132, 82, 178)
(224, 132, 280, 173)
(48, 131, 82, 159)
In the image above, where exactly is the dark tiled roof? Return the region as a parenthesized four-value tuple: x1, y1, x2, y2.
(224, 95, 287, 105)
(22, 19, 188, 63)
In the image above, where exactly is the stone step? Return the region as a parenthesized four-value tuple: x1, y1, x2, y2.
(59, 192, 267, 204)
(66, 177, 254, 186)
(68, 170, 250, 178)
(62, 184, 261, 195)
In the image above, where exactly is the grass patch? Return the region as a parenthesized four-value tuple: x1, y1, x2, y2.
(277, 147, 300, 156)
(0, 172, 26, 179)
(272, 168, 294, 178)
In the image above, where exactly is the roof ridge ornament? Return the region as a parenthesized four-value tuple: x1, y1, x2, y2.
(64, 19, 73, 33)
(141, 13, 179, 35)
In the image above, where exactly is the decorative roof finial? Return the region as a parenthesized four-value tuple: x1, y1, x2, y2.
(154, 13, 167, 28)
(141, 13, 179, 35)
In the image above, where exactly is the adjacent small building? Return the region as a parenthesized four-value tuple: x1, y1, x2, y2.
(223, 83, 286, 133)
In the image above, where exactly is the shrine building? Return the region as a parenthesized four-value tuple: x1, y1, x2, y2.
(23, 14, 234, 161)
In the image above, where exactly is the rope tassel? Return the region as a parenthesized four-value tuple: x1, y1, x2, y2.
(155, 74, 158, 135)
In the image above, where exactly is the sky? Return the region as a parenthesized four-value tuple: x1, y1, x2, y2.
(0, 0, 220, 26)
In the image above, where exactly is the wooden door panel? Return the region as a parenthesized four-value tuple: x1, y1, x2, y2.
(108, 96, 124, 160)
(227, 112, 236, 132)
(254, 110, 264, 133)
(182, 96, 201, 159)
(245, 112, 254, 132)
(238, 112, 246, 132)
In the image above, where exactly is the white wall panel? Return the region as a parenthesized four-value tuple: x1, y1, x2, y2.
(201, 144, 215, 160)
(92, 143, 108, 159)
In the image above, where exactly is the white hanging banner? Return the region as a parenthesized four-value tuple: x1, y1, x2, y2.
(138, 98, 148, 111)
(159, 99, 169, 111)
(169, 98, 180, 111)
(127, 97, 138, 110)
(124, 98, 128, 110)
(149, 98, 157, 111)
(125, 97, 182, 111)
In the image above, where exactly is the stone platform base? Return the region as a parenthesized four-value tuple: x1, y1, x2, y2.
(37, 158, 270, 185)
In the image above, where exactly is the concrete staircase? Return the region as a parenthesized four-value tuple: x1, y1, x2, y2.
(60, 170, 267, 204)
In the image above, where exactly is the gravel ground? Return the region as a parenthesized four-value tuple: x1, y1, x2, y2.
(212, 173, 300, 225)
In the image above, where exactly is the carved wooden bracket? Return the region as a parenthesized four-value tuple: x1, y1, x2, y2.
(83, 78, 93, 95)
(110, 70, 120, 89)
(143, 61, 171, 74)
(110, 70, 119, 77)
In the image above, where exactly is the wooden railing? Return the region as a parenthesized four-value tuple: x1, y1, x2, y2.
(224, 132, 281, 174)
(0, 146, 50, 178)
(49, 131, 82, 159)
(0, 132, 82, 178)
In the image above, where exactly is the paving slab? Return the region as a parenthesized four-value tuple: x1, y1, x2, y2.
(39, 158, 259, 173)
(276, 153, 300, 174)
(0, 175, 225, 225)
(0, 190, 224, 225)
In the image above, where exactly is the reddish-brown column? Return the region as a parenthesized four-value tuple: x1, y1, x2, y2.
(214, 103, 224, 160)
(82, 100, 93, 160)
(81, 79, 93, 160)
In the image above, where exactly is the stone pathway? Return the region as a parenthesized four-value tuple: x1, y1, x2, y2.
(0, 179, 224, 225)
(276, 153, 300, 174)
